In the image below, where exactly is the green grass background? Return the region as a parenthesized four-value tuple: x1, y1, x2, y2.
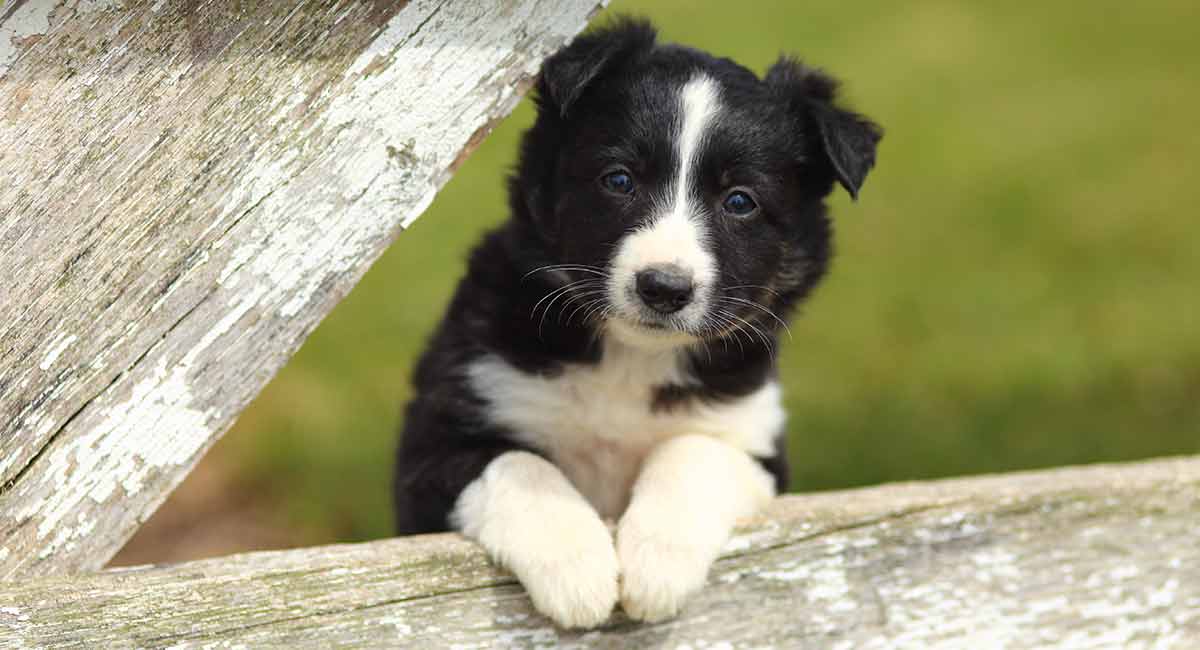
(220, 0, 1200, 542)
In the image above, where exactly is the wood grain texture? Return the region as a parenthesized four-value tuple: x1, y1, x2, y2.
(0, 0, 606, 578)
(1, 457, 1197, 648)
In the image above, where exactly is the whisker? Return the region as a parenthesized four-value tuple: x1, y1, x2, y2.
(693, 316, 719, 365)
(724, 284, 783, 299)
(532, 279, 603, 340)
(530, 278, 597, 320)
(562, 291, 609, 325)
(709, 309, 747, 358)
(540, 281, 604, 334)
(716, 307, 773, 360)
(700, 313, 732, 356)
(582, 299, 613, 326)
(718, 296, 793, 341)
(522, 264, 609, 280)
(587, 305, 617, 343)
(725, 311, 775, 360)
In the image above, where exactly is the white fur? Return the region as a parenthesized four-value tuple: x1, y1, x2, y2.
(460, 343, 782, 626)
(608, 76, 721, 341)
(618, 434, 775, 621)
(465, 338, 783, 519)
(451, 451, 619, 629)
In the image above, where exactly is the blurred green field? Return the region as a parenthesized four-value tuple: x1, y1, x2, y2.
(217, 0, 1200, 543)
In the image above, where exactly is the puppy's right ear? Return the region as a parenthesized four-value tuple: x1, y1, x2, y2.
(765, 57, 882, 200)
(538, 18, 657, 118)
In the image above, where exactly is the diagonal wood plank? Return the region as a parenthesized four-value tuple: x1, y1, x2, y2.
(1, 457, 1197, 648)
(0, 0, 606, 578)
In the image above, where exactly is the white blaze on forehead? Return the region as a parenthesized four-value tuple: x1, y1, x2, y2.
(608, 75, 721, 337)
(672, 75, 721, 217)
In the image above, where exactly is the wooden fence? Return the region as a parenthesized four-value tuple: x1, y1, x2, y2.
(3, 458, 1197, 646)
(1, 1, 1196, 647)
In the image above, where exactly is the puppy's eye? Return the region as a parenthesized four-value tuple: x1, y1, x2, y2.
(601, 170, 635, 195)
(722, 190, 757, 216)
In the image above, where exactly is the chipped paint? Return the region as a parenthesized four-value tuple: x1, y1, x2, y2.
(1, 0, 609, 578)
(38, 333, 77, 371)
(1, 0, 121, 78)
(723, 524, 779, 553)
(8, 288, 264, 576)
(14, 360, 206, 559)
(73, 0, 123, 11)
(0, 0, 54, 78)
(216, 1, 598, 321)
(376, 613, 413, 636)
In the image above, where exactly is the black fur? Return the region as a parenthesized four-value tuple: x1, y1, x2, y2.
(394, 18, 880, 534)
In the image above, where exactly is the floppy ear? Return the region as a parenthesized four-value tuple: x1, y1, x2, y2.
(538, 17, 657, 117)
(765, 57, 882, 200)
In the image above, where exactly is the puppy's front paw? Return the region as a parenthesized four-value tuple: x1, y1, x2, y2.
(616, 515, 713, 622)
(514, 516, 619, 629)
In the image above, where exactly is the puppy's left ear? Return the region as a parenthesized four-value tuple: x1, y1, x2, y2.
(765, 57, 882, 200)
(538, 17, 657, 118)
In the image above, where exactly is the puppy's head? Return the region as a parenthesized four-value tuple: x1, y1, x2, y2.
(513, 18, 881, 350)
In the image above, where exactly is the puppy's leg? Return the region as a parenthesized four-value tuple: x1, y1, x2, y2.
(617, 434, 775, 622)
(452, 451, 618, 629)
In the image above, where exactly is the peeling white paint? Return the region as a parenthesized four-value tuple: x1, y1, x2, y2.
(851, 535, 878, 548)
(39, 333, 77, 370)
(16, 353, 209, 546)
(0, 0, 54, 78)
(215, 1, 597, 321)
(73, 0, 123, 12)
(1109, 564, 1141, 581)
(376, 613, 413, 636)
(1, 0, 123, 79)
(971, 547, 1022, 582)
(723, 525, 779, 553)
(8, 288, 263, 575)
(759, 561, 812, 582)
(1149, 578, 1180, 608)
(1, 0, 608, 577)
(807, 563, 853, 607)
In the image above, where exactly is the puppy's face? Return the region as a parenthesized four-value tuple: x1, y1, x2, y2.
(516, 21, 880, 349)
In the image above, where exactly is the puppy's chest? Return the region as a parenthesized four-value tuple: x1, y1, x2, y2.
(468, 344, 783, 518)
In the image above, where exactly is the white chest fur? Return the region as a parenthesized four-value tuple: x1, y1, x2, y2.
(466, 340, 785, 519)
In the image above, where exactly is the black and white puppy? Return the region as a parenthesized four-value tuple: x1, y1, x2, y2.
(393, 18, 880, 629)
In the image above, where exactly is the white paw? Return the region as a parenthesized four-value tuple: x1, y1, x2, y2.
(616, 516, 713, 622)
(512, 516, 619, 629)
(454, 452, 620, 629)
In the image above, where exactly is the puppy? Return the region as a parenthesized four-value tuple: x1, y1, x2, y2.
(393, 18, 880, 629)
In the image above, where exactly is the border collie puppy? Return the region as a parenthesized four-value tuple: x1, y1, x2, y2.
(394, 18, 880, 629)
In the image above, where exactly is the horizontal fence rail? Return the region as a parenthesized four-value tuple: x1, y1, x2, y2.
(1, 457, 1197, 648)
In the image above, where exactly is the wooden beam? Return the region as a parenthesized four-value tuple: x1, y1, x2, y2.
(0, 0, 606, 578)
(1, 457, 1197, 647)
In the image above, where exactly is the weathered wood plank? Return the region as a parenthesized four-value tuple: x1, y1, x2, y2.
(0, 0, 605, 578)
(1, 457, 1197, 648)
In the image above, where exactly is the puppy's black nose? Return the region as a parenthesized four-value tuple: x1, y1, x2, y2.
(635, 266, 694, 314)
